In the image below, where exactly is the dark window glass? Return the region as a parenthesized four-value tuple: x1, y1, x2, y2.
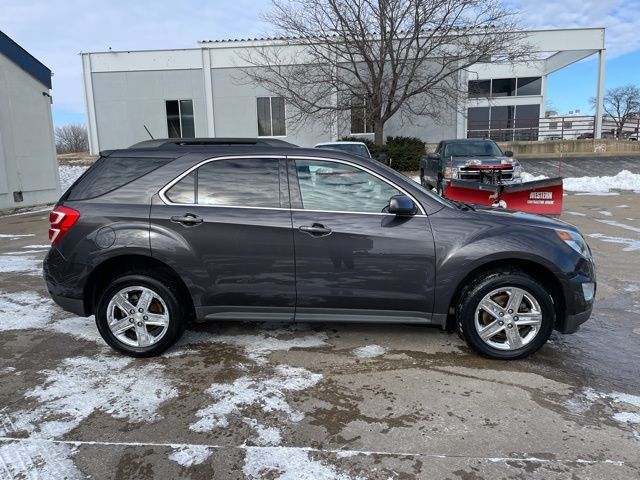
(516, 77, 542, 96)
(549, 122, 558, 130)
(65, 156, 170, 200)
(257, 97, 272, 136)
(491, 78, 516, 97)
(490, 106, 515, 130)
(444, 141, 503, 157)
(563, 121, 573, 129)
(295, 159, 400, 213)
(197, 158, 280, 207)
(350, 105, 366, 134)
(166, 100, 181, 138)
(166, 100, 194, 138)
(467, 107, 490, 138)
(257, 97, 286, 136)
(166, 171, 195, 204)
(180, 100, 195, 138)
(271, 97, 286, 136)
(468, 80, 491, 98)
(515, 104, 540, 129)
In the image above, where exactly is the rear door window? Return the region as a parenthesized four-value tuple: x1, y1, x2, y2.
(65, 156, 170, 200)
(165, 158, 281, 208)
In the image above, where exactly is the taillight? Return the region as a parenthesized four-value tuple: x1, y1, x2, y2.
(49, 206, 80, 245)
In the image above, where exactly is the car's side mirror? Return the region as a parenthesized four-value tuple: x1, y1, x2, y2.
(504, 150, 513, 157)
(388, 195, 417, 216)
(428, 153, 439, 160)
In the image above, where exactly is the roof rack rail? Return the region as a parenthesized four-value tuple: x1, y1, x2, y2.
(130, 138, 298, 149)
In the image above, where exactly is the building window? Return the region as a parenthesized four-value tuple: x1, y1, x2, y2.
(468, 80, 491, 98)
(516, 77, 542, 96)
(257, 97, 286, 136)
(563, 121, 573, 129)
(549, 122, 558, 130)
(165, 100, 195, 138)
(491, 78, 516, 97)
(350, 101, 374, 134)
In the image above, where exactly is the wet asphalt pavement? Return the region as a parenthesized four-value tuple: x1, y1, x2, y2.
(0, 192, 639, 478)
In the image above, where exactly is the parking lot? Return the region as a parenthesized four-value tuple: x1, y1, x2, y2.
(1, 189, 639, 478)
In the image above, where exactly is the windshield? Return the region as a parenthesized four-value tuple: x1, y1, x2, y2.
(317, 143, 370, 158)
(444, 141, 503, 157)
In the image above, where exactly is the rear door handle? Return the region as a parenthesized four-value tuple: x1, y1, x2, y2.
(299, 224, 332, 237)
(170, 214, 203, 226)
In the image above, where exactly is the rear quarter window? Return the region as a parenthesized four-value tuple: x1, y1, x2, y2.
(64, 156, 171, 200)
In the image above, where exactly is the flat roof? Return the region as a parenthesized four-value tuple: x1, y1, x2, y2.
(0, 30, 52, 89)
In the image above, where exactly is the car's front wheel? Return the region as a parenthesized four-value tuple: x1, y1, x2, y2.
(456, 270, 555, 359)
(95, 274, 186, 357)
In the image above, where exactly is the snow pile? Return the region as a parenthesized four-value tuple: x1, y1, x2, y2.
(563, 170, 640, 193)
(58, 165, 88, 193)
(520, 172, 549, 182)
(353, 344, 387, 358)
(0, 291, 55, 331)
(169, 445, 212, 467)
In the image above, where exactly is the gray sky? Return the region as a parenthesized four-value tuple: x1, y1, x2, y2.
(1, 0, 638, 124)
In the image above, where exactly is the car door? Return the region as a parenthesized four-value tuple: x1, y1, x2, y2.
(288, 156, 436, 322)
(150, 156, 296, 321)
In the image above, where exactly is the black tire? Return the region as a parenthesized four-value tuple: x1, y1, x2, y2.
(95, 273, 186, 357)
(456, 270, 554, 360)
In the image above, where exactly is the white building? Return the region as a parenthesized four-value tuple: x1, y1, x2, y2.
(0, 30, 59, 210)
(81, 27, 606, 154)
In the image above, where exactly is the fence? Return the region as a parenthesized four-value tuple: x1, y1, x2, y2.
(467, 116, 640, 142)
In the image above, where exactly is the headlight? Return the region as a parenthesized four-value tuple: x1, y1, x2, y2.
(464, 159, 482, 166)
(501, 158, 515, 165)
(443, 167, 459, 179)
(556, 229, 591, 258)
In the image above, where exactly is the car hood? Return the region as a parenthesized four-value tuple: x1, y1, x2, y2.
(450, 156, 518, 167)
(471, 205, 580, 233)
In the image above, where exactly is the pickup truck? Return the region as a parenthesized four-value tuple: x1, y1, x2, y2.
(419, 139, 522, 194)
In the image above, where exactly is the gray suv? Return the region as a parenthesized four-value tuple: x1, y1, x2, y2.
(44, 138, 596, 359)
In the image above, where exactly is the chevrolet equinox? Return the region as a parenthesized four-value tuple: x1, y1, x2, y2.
(44, 138, 596, 359)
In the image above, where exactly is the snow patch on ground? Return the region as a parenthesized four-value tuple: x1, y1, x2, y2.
(624, 285, 640, 293)
(0, 233, 35, 238)
(353, 344, 387, 358)
(168, 444, 212, 467)
(244, 418, 283, 446)
(4, 355, 178, 439)
(59, 165, 88, 193)
(616, 205, 630, 208)
(588, 233, 640, 252)
(576, 388, 640, 435)
(243, 446, 354, 480)
(23, 244, 51, 249)
(563, 170, 640, 193)
(176, 327, 329, 364)
(0, 291, 55, 331)
(597, 210, 613, 217)
(0, 440, 82, 479)
(0, 255, 42, 275)
(564, 211, 586, 217)
(48, 315, 105, 344)
(595, 219, 640, 234)
(190, 365, 322, 436)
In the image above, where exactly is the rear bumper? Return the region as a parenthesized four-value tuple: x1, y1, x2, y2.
(43, 247, 88, 317)
(555, 259, 596, 334)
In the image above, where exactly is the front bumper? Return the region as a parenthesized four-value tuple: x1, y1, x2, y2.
(555, 258, 596, 334)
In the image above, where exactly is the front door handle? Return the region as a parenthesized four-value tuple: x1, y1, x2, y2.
(170, 214, 203, 226)
(299, 224, 332, 237)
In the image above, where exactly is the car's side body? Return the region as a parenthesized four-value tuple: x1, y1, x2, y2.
(44, 144, 594, 340)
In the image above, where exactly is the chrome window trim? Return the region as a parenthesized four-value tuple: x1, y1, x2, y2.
(290, 155, 426, 215)
(158, 154, 425, 215)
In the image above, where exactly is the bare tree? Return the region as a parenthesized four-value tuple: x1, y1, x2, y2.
(55, 124, 89, 154)
(592, 85, 640, 138)
(240, 0, 532, 145)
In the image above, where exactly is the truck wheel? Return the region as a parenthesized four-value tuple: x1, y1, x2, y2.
(95, 274, 186, 357)
(456, 270, 554, 360)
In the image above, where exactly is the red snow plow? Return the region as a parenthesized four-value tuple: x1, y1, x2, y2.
(443, 173, 564, 216)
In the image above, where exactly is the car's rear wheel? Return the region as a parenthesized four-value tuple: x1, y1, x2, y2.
(456, 270, 554, 359)
(95, 274, 185, 357)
